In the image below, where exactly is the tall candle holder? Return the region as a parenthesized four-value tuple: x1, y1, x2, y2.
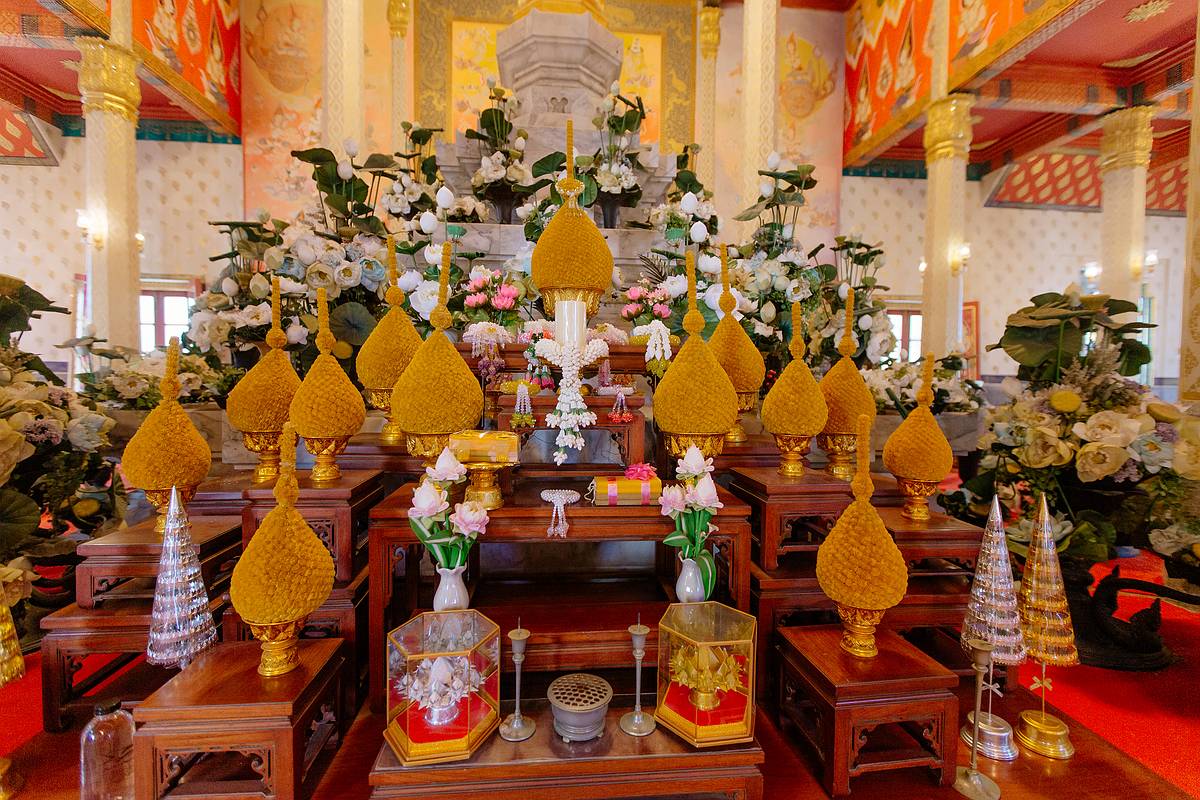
(499, 619, 535, 742)
(620, 614, 655, 736)
(954, 639, 1002, 800)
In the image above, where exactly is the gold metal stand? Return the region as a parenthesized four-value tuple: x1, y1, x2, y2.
(144, 484, 198, 535)
(724, 391, 758, 444)
(241, 430, 283, 483)
(464, 462, 514, 510)
(1015, 662, 1074, 759)
(662, 431, 725, 460)
(405, 432, 452, 466)
(835, 604, 884, 658)
(365, 388, 404, 445)
(773, 433, 813, 478)
(817, 433, 857, 481)
(301, 435, 350, 485)
(896, 476, 940, 521)
(246, 618, 307, 677)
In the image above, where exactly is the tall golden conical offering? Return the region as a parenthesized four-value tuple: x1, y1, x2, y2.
(530, 119, 613, 317)
(882, 354, 953, 520)
(392, 242, 484, 463)
(357, 235, 422, 444)
(760, 302, 828, 476)
(652, 251, 738, 459)
(289, 287, 366, 484)
(708, 246, 765, 443)
(817, 287, 876, 479)
(123, 337, 212, 532)
(227, 276, 302, 482)
(230, 423, 335, 676)
(815, 413, 907, 657)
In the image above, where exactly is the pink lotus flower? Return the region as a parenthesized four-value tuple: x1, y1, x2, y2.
(411, 481, 449, 519)
(621, 303, 641, 319)
(467, 278, 488, 292)
(449, 501, 489, 536)
(652, 303, 671, 318)
(492, 294, 515, 310)
(498, 283, 519, 298)
(425, 447, 467, 483)
(625, 463, 657, 481)
(626, 285, 645, 301)
(685, 474, 723, 513)
(658, 484, 687, 517)
(465, 292, 489, 308)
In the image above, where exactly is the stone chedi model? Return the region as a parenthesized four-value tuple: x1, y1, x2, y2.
(356, 236, 423, 445)
(123, 337, 212, 530)
(653, 250, 738, 458)
(226, 276, 301, 482)
(760, 302, 829, 477)
(529, 120, 613, 317)
(289, 287, 367, 483)
(816, 413, 908, 658)
(882, 355, 954, 520)
(392, 242, 484, 463)
(707, 246, 765, 444)
(817, 287, 876, 479)
(230, 423, 335, 676)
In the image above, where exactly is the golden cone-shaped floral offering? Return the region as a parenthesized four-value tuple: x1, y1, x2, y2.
(883, 354, 953, 519)
(290, 287, 367, 441)
(230, 423, 335, 676)
(816, 413, 908, 657)
(123, 337, 212, 513)
(761, 302, 828, 476)
(357, 235, 422, 392)
(708, 246, 765, 443)
(392, 242, 483, 461)
(653, 251, 738, 458)
(227, 277, 301, 481)
(530, 119, 613, 317)
(818, 287, 875, 478)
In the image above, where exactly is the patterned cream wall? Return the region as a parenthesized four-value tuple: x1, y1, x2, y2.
(0, 137, 243, 362)
(841, 175, 1186, 379)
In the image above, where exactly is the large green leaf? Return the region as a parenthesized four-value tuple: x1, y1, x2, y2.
(532, 151, 566, 178)
(695, 548, 717, 600)
(329, 302, 378, 346)
(291, 147, 337, 164)
(479, 107, 512, 144)
(0, 488, 42, 558)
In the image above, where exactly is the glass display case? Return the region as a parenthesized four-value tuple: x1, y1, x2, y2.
(384, 609, 501, 766)
(655, 601, 756, 747)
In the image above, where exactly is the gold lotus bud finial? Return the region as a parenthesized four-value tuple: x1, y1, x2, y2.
(265, 276, 287, 350)
(851, 412, 874, 501)
(160, 337, 181, 400)
(838, 286, 856, 358)
(789, 301, 806, 360)
(431, 241, 453, 331)
(315, 287, 334, 354)
(275, 422, 300, 508)
(683, 250, 704, 335)
(384, 234, 402, 306)
(918, 352, 935, 407)
(557, 119, 584, 201)
(718, 245, 735, 314)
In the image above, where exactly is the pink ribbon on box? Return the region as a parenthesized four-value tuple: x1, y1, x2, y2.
(606, 481, 618, 506)
(641, 480, 651, 504)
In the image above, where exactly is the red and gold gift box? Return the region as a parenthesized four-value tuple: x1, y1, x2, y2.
(589, 475, 662, 506)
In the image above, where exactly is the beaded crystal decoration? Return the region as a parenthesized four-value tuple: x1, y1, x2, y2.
(541, 489, 581, 538)
(146, 487, 218, 670)
(962, 496, 1028, 666)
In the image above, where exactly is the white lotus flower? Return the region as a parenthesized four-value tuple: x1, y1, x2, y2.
(766, 151, 781, 169)
(220, 277, 239, 297)
(249, 273, 271, 299)
(285, 317, 309, 345)
(337, 160, 354, 180)
(858, 314, 873, 331)
(410, 280, 442, 320)
(423, 244, 441, 265)
(689, 221, 708, 243)
(758, 179, 774, 198)
(515, 136, 526, 151)
(419, 211, 438, 234)
(396, 270, 422, 293)
(436, 186, 454, 209)
(679, 191, 698, 214)
(343, 138, 359, 158)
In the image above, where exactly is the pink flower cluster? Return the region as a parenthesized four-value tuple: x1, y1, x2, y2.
(620, 283, 672, 322)
(464, 271, 520, 311)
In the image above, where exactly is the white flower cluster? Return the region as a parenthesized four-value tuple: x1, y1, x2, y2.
(0, 372, 114, 486)
(535, 337, 609, 465)
(380, 172, 438, 218)
(471, 150, 532, 188)
(861, 361, 982, 413)
(102, 350, 221, 404)
(596, 161, 638, 194)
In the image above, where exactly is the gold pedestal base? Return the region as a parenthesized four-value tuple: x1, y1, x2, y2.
(836, 604, 884, 658)
(774, 434, 813, 478)
(1015, 709, 1074, 760)
(303, 435, 350, 485)
(724, 417, 748, 444)
(144, 484, 198, 535)
(662, 431, 725, 460)
(896, 476, 940, 521)
(465, 463, 513, 510)
(242, 430, 282, 484)
(688, 688, 720, 712)
(0, 757, 22, 800)
(365, 388, 404, 445)
(818, 433, 857, 481)
(405, 432, 451, 467)
(724, 393, 758, 444)
(246, 618, 306, 677)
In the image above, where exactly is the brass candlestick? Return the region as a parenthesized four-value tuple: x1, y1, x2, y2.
(500, 620, 535, 742)
(955, 638, 1002, 800)
(620, 615, 655, 736)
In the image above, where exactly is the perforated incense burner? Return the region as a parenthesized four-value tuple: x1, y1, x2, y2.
(547, 673, 612, 743)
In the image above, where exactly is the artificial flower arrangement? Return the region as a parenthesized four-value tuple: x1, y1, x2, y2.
(862, 354, 984, 415)
(71, 341, 238, 410)
(659, 446, 723, 600)
(635, 144, 719, 239)
(466, 79, 543, 224)
(940, 288, 1198, 564)
(379, 120, 444, 223)
(618, 280, 674, 327)
(407, 449, 489, 571)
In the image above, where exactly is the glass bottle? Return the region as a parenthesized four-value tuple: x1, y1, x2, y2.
(80, 700, 135, 800)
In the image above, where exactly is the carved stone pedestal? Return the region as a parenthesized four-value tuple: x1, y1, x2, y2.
(133, 639, 350, 800)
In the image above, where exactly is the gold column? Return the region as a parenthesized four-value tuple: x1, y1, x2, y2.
(1098, 106, 1154, 306)
(1183, 13, 1200, 402)
(77, 34, 141, 349)
(695, 1, 720, 185)
(388, 0, 412, 150)
(921, 94, 973, 359)
(324, 0, 365, 149)
(740, 0, 776, 225)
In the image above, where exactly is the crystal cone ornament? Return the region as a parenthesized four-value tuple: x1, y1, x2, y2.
(962, 496, 1027, 665)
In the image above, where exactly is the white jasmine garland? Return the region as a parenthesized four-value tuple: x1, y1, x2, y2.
(534, 337, 609, 465)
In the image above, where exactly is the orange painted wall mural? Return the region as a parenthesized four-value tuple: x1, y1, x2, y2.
(843, 0, 930, 162)
(121, 0, 241, 129)
(948, 0, 1032, 80)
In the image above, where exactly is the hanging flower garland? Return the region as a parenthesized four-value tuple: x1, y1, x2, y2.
(631, 319, 674, 378)
(511, 382, 536, 429)
(463, 321, 513, 387)
(535, 337, 609, 465)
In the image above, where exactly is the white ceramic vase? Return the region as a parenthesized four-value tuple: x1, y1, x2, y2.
(675, 556, 706, 604)
(433, 565, 469, 611)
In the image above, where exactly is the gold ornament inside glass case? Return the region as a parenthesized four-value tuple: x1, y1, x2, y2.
(656, 601, 755, 747)
(385, 609, 501, 766)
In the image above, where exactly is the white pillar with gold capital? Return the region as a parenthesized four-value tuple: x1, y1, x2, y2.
(388, 0, 411, 150)
(740, 0, 777, 216)
(1182, 13, 1200, 402)
(323, 0, 364, 149)
(921, 94, 973, 359)
(1098, 106, 1154, 304)
(695, 1, 720, 186)
(77, 32, 141, 349)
